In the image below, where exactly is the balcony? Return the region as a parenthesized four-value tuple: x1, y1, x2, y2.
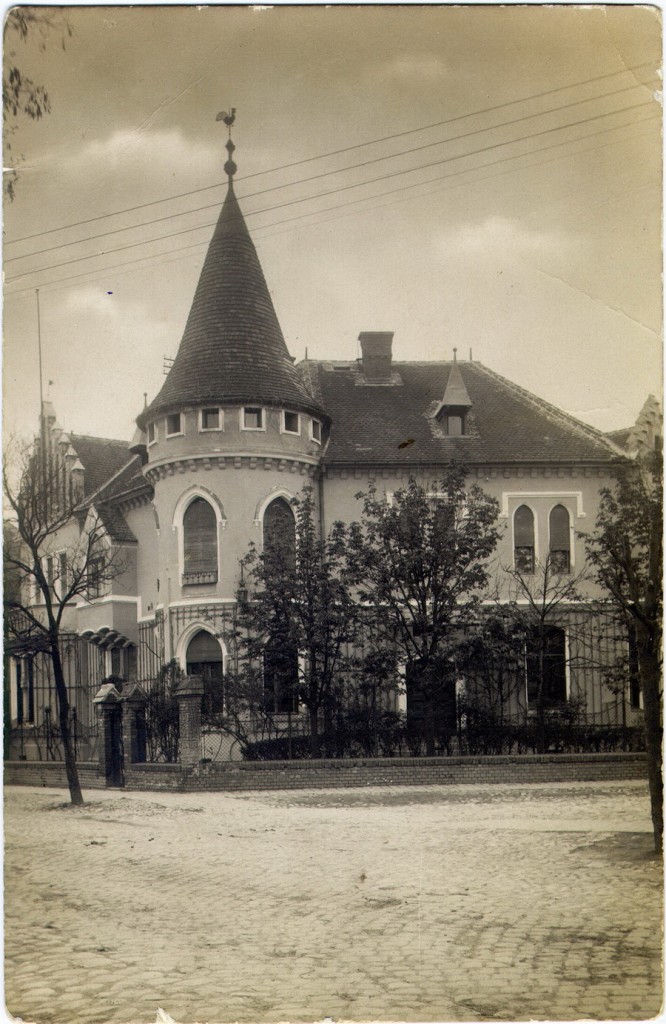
(182, 570, 218, 586)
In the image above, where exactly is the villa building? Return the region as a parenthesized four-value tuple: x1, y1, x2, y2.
(5, 134, 659, 763)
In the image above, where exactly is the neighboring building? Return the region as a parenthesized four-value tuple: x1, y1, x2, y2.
(5, 136, 657, 762)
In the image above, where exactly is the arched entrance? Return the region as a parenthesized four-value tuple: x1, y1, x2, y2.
(185, 629, 224, 719)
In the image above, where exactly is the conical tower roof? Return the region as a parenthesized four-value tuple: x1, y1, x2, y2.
(138, 142, 324, 429)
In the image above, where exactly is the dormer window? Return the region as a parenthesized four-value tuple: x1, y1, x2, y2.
(283, 411, 300, 435)
(436, 363, 472, 437)
(311, 419, 322, 444)
(440, 411, 465, 437)
(242, 407, 264, 431)
(147, 422, 157, 446)
(200, 407, 223, 431)
(166, 413, 183, 437)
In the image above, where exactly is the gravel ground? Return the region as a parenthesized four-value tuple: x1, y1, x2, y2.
(4, 779, 663, 1024)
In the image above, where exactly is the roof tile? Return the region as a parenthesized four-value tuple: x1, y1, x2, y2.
(305, 360, 626, 465)
(138, 184, 324, 427)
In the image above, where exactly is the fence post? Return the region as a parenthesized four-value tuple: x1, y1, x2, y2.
(120, 683, 148, 767)
(93, 683, 123, 786)
(175, 674, 204, 766)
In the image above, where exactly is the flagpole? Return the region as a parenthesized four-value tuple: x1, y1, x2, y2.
(36, 288, 44, 413)
(36, 288, 47, 512)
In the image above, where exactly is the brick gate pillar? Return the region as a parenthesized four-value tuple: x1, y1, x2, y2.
(93, 683, 122, 785)
(120, 683, 148, 767)
(176, 674, 204, 766)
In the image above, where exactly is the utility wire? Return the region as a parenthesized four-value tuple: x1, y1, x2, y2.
(6, 60, 658, 248)
(5, 98, 655, 284)
(258, 118, 661, 243)
(7, 77, 659, 265)
(5, 112, 657, 298)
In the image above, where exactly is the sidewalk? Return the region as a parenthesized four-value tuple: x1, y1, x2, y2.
(4, 779, 663, 1024)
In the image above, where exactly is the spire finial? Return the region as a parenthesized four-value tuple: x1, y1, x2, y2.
(216, 107, 237, 182)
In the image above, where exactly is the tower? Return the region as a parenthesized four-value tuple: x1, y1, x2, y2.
(134, 114, 328, 680)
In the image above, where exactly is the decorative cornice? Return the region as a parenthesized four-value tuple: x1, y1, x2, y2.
(144, 452, 319, 485)
(115, 490, 153, 513)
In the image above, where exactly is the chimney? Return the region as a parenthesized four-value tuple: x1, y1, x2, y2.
(359, 332, 394, 383)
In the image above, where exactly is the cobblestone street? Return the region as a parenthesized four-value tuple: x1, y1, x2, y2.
(4, 780, 662, 1024)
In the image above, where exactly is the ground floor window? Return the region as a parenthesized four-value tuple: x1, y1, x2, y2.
(13, 657, 35, 724)
(263, 641, 298, 714)
(526, 626, 567, 707)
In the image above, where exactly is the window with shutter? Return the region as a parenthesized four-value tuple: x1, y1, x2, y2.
(182, 497, 218, 584)
(514, 505, 535, 574)
(549, 504, 571, 574)
(44, 555, 55, 597)
(58, 552, 68, 598)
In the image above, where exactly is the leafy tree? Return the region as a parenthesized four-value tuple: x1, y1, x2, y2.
(238, 487, 358, 758)
(3, 9, 72, 200)
(144, 661, 181, 764)
(584, 446, 663, 852)
(3, 436, 124, 805)
(455, 605, 526, 753)
(347, 468, 501, 755)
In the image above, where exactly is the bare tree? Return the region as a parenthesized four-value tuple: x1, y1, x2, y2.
(501, 555, 590, 753)
(4, 437, 123, 805)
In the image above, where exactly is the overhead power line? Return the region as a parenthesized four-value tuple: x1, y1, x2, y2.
(5, 112, 657, 298)
(5, 60, 658, 248)
(5, 97, 656, 285)
(6, 76, 658, 267)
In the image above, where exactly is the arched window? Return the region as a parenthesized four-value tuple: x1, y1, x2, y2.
(183, 497, 218, 585)
(514, 505, 535, 574)
(186, 629, 224, 717)
(263, 639, 298, 714)
(526, 626, 567, 707)
(263, 497, 296, 569)
(549, 504, 570, 574)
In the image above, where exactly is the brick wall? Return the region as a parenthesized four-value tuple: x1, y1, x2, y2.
(5, 753, 647, 794)
(4, 761, 105, 789)
(125, 753, 647, 793)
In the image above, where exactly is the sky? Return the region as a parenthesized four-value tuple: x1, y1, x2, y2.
(3, 4, 663, 446)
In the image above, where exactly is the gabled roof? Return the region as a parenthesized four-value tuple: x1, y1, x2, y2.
(91, 455, 146, 504)
(94, 502, 137, 544)
(137, 181, 324, 428)
(304, 359, 627, 466)
(607, 395, 662, 456)
(68, 434, 134, 498)
(606, 427, 633, 450)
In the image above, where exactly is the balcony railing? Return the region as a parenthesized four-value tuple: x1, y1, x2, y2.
(182, 570, 218, 586)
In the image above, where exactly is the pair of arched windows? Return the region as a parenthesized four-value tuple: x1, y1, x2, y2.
(181, 494, 297, 585)
(514, 504, 571, 575)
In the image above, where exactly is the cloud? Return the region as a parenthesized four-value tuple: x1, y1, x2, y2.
(442, 215, 572, 259)
(57, 126, 220, 191)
